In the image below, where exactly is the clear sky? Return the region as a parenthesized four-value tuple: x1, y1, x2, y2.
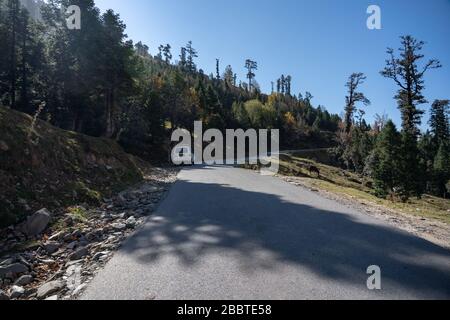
(95, 0, 450, 130)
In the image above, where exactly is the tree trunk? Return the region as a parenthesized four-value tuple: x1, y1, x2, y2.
(9, 0, 18, 108)
(105, 88, 116, 138)
(20, 21, 28, 112)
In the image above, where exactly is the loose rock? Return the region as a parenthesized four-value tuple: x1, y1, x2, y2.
(9, 285, 25, 299)
(68, 247, 88, 261)
(126, 216, 137, 228)
(37, 280, 64, 299)
(43, 241, 60, 254)
(0, 263, 28, 278)
(24, 208, 51, 236)
(0, 167, 178, 300)
(92, 251, 109, 261)
(111, 223, 126, 231)
(14, 275, 33, 286)
(72, 284, 86, 296)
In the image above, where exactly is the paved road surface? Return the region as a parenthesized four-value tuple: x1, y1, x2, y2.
(82, 166, 450, 300)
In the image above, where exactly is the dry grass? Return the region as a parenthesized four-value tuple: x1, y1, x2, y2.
(274, 154, 450, 225)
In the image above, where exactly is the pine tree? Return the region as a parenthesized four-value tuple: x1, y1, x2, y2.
(4, 0, 20, 108)
(162, 44, 172, 64)
(244, 59, 257, 91)
(285, 75, 292, 96)
(399, 131, 425, 199)
(381, 36, 441, 199)
(223, 65, 234, 86)
(433, 142, 450, 198)
(280, 75, 285, 94)
(157, 45, 163, 60)
(372, 120, 402, 198)
(344, 73, 370, 134)
(215, 58, 220, 80)
(418, 131, 436, 193)
(134, 41, 149, 57)
(429, 99, 449, 145)
(185, 41, 198, 73)
(179, 47, 187, 70)
(17, 7, 34, 112)
(381, 36, 441, 136)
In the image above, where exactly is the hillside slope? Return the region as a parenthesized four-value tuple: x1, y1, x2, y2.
(0, 107, 145, 227)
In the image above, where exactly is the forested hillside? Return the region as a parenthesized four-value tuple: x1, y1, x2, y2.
(0, 0, 449, 203)
(0, 0, 340, 160)
(0, 106, 144, 227)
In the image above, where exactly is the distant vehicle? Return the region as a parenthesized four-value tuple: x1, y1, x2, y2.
(171, 146, 194, 166)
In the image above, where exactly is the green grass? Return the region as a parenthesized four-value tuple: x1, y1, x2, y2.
(273, 154, 450, 225)
(67, 206, 90, 222)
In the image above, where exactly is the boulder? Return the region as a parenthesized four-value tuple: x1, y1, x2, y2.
(93, 251, 109, 261)
(0, 258, 14, 266)
(24, 208, 51, 236)
(126, 216, 137, 228)
(9, 285, 25, 299)
(111, 223, 126, 231)
(37, 280, 64, 299)
(0, 263, 28, 278)
(66, 241, 77, 250)
(43, 241, 60, 254)
(14, 275, 33, 286)
(68, 247, 88, 261)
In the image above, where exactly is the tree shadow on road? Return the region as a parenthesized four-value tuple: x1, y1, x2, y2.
(121, 171, 450, 299)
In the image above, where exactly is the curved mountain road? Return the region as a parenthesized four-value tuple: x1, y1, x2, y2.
(81, 166, 450, 300)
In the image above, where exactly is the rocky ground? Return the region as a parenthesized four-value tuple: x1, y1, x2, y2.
(0, 167, 178, 300)
(280, 175, 450, 250)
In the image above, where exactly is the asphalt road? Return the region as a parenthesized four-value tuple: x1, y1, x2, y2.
(81, 166, 450, 300)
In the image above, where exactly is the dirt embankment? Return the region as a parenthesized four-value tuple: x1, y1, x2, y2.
(0, 107, 145, 228)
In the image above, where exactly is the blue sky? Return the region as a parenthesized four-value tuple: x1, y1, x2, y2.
(95, 0, 450, 130)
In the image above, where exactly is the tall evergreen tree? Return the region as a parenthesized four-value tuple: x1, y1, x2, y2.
(215, 58, 220, 80)
(280, 74, 285, 94)
(381, 36, 441, 199)
(157, 45, 163, 60)
(433, 142, 450, 198)
(4, 0, 20, 108)
(344, 73, 370, 134)
(244, 59, 257, 91)
(223, 65, 234, 86)
(381, 36, 441, 136)
(285, 75, 292, 96)
(372, 120, 402, 198)
(162, 44, 172, 64)
(185, 41, 198, 73)
(179, 47, 187, 70)
(429, 99, 449, 145)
